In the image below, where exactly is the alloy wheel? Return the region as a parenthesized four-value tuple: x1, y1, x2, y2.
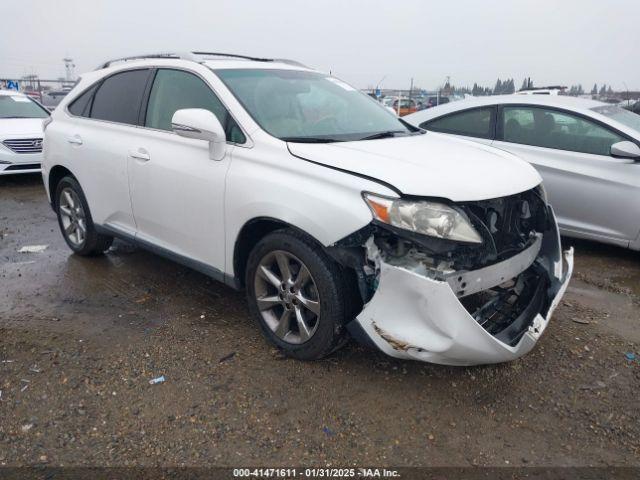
(59, 187, 87, 247)
(254, 250, 321, 344)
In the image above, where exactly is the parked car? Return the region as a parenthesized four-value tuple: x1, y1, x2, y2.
(406, 95, 640, 251)
(42, 52, 572, 365)
(41, 88, 72, 110)
(391, 97, 418, 116)
(516, 86, 567, 96)
(0, 90, 48, 175)
(624, 100, 640, 115)
(425, 95, 450, 108)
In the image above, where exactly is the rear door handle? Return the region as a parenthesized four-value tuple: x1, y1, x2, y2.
(67, 135, 83, 145)
(129, 148, 150, 162)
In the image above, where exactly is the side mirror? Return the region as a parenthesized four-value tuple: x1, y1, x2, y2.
(171, 108, 226, 160)
(610, 140, 640, 159)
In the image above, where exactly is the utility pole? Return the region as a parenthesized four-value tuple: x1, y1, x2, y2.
(63, 58, 76, 82)
(409, 77, 413, 103)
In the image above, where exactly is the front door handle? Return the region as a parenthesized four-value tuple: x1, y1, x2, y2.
(67, 135, 83, 145)
(129, 148, 150, 162)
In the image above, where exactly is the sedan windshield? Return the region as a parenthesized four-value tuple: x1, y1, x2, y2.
(214, 69, 416, 142)
(0, 95, 49, 119)
(591, 105, 640, 133)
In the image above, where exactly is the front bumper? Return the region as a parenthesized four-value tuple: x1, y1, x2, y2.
(352, 214, 573, 366)
(0, 145, 42, 175)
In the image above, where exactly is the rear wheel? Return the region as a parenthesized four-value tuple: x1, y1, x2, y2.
(246, 229, 348, 360)
(55, 176, 113, 255)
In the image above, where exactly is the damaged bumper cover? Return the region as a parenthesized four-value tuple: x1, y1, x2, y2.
(350, 210, 573, 366)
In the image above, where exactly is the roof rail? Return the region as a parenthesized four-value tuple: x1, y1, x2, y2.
(97, 52, 193, 70)
(96, 52, 308, 70)
(191, 51, 273, 62)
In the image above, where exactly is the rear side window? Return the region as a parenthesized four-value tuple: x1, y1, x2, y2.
(502, 106, 625, 156)
(67, 84, 99, 117)
(145, 69, 246, 143)
(89, 69, 150, 125)
(421, 107, 494, 139)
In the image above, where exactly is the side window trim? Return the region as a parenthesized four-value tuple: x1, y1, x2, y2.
(496, 104, 635, 156)
(421, 106, 497, 140)
(65, 66, 250, 146)
(138, 68, 158, 127)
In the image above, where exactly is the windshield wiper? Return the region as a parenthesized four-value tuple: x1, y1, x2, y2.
(281, 137, 341, 143)
(359, 130, 407, 140)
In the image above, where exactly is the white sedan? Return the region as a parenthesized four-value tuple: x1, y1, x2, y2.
(406, 95, 640, 251)
(0, 90, 48, 175)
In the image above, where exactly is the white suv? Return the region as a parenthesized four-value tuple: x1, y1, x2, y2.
(0, 90, 49, 175)
(42, 52, 573, 365)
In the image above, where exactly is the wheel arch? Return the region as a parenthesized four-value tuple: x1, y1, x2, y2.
(232, 217, 328, 289)
(48, 165, 75, 206)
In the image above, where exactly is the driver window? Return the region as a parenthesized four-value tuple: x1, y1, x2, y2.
(145, 69, 245, 143)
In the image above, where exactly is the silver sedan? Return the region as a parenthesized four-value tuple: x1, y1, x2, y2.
(405, 95, 640, 251)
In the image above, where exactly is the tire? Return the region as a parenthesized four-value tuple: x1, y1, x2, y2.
(245, 229, 349, 360)
(54, 176, 113, 256)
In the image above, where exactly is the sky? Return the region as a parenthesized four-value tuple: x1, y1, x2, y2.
(2, 0, 639, 91)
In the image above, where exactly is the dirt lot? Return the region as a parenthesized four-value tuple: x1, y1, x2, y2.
(1, 174, 639, 467)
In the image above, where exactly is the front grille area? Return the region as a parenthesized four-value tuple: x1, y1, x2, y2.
(459, 187, 549, 266)
(2, 138, 43, 154)
(4, 163, 41, 171)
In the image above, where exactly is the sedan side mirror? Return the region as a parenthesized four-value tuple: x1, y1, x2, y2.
(610, 140, 640, 159)
(171, 108, 226, 161)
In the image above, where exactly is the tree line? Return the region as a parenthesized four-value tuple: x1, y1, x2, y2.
(441, 78, 617, 97)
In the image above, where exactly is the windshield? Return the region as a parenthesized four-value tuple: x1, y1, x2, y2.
(0, 95, 49, 119)
(214, 69, 415, 142)
(591, 105, 640, 133)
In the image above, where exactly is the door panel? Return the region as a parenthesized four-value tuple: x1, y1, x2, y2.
(127, 68, 243, 271)
(127, 130, 231, 270)
(63, 68, 152, 234)
(69, 120, 139, 234)
(490, 141, 640, 244)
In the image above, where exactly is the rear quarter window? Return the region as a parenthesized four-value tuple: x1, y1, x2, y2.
(67, 84, 99, 117)
(89, 69, 151, 125)
(421, 107, 494, 139)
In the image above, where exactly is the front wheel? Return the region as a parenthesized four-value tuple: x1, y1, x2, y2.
(245, 229, 348, 360)
(55, 176, 113, 256)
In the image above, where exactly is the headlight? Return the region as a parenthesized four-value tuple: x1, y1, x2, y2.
(363, 193, 483, 243)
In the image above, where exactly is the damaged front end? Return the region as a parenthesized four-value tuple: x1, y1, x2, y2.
(330, 187, 573, 366)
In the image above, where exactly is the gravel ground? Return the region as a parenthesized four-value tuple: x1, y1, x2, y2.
(1, 174, 639, 467)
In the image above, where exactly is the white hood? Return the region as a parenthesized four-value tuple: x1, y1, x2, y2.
(0, 118, 44, 137)
(288, 132, 542, 201)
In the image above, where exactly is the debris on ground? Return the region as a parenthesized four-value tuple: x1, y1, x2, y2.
(580, 381, 606, 391)
(29, 365, 41, 373)
(17, 245, 48, 253)
(148, 375, 166, 385)
(323, 426, 336, 437)
(219, 352, 236, 363)
(21, 424, 34, 433)
(625, 352, 636, 361)
(571, 317, 590, 325)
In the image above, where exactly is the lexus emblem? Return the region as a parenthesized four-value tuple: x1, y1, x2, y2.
(33, 139, 43, 148)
